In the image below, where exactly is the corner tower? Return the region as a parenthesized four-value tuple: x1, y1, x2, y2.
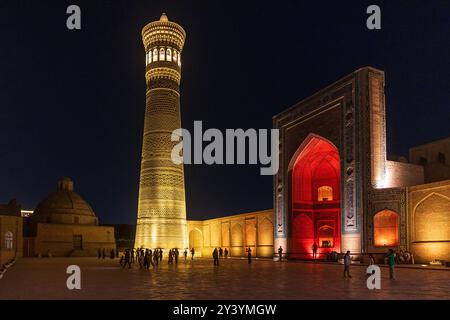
(135, 13, 187, 250)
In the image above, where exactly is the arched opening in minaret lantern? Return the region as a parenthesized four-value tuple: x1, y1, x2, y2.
(289, 134, 341, 259)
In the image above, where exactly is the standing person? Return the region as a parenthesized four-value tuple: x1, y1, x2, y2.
(366, 254, 375, 276)
(312, 242, 318, 260)
(110, 249, 115, 259)
(387, 249, 396, 279)
(278, 246, 283, 262)
(219, 247, 223, 258)
(159, 249, 163, 263)
(144, 249, 149, 269)
(97, 248, 101, 259)
(175, 248, 179, 264)
(138, 250, 144, 269)
(247, 247, 252, 264)
(149, 249, 154, 267)
(131, 249, 135, 264)
(184, 249, 188, 261)
(102, 248, 106, 259)
(224, 248, 228, 258)
(213, 248, 219, 266)
(191, 247, 195, 260)
(168, 249, 174, 264)
(153, 249, 159, 266)
(343, 251, 352, 278)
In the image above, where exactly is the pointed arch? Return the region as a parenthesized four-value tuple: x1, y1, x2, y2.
(373, 209, 399, 247)
(290, 134, 341, 257)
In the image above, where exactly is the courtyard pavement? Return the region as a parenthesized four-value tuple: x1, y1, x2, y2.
(0, 257, 449, 300)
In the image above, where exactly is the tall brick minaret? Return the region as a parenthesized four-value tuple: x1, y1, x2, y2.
(135, 13, 187, 250)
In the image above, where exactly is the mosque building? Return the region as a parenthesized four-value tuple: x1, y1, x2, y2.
(22, 178, 115, 257)
(136, 14, 450, 264)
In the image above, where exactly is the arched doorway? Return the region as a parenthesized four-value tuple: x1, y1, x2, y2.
(189, 229, 203, 257)
(290, 135, 341, 258)
(373, 209, 399, 247)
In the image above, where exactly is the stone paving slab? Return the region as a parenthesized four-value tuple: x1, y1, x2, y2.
(0, 257, 449, 300)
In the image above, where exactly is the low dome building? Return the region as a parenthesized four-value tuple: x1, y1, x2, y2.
(25, 178, 115, 257)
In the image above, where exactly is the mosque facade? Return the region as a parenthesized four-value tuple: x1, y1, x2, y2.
(133, 15, 450, 264)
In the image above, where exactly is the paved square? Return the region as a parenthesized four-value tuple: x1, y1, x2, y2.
(0, 258, 449, 299)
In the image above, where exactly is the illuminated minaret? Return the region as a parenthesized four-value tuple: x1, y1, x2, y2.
(135, 13, 187, 250)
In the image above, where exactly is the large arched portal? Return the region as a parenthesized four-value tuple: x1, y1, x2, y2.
(290, 135, 341, 258)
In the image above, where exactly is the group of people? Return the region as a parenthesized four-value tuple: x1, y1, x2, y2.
(344, 249, 399, 280)
(98, 248, 118, 260)
(118, 247, 200, 269)
(212, 247, 251, 265)
(393, 250, 414, 264)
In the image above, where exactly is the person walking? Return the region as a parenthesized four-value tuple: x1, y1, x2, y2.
(387, 249, 396, 279)
(159, 249, 163, 263)
(278, 246, 283, 262)
(213, 248, 219, 266)
(191, 247, 195, 260)
(219, 247, 223, 258)
(247, 247, 252, 264)
(184, 249, 188, 261)
(343, 251, 352, 278)
(122, 249, 131, 269)
(224, 248, 228, 258)
(312, 242, 318, 260)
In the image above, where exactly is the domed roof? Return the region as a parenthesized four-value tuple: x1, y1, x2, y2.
(34, 177, 96, 218)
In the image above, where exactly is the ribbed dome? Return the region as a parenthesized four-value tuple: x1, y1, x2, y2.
(33, 178, 98, 225)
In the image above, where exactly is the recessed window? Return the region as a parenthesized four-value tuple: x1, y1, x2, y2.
(159, 48, 165, 61)
(173, 50, 178, 63)
(318, 186, 333, 201)
(5, 231, 13, 250)
(166, 48, 172, 61)
(153, 48, 158, 62)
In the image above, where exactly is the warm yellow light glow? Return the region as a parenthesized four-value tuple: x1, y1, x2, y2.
(374, 209, 399, 247)
(318, 185, 333, 201)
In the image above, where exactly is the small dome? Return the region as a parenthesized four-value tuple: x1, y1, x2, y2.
(160, 13, 169, 22)
(33, 178, 97, 225)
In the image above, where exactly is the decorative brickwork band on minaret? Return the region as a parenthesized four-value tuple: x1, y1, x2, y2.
(134, 13, 187, 250)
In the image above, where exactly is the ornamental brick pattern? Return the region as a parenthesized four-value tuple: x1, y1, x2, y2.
(134, 14, 187, 250)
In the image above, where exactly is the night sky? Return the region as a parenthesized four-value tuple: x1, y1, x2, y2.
(1, 1, 449, 224)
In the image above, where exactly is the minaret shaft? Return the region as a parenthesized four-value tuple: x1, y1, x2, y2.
(135, 14, 187, 250)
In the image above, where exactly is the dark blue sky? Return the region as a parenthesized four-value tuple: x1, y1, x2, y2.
(1, 1, 449, 224)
